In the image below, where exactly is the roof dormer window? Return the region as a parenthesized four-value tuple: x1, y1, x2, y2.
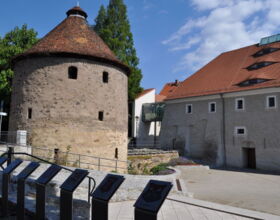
(246, 61, 276, 71)
(238, 78, 269, 87)
(253, 47, 280, 57)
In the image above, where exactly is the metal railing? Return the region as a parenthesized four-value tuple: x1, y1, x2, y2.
(31, 146, 129, 172)
(0, 131, 130, 172)
(0, 148, 96, 203)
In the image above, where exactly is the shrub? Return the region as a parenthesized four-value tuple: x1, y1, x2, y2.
(150, 163, 169, 175)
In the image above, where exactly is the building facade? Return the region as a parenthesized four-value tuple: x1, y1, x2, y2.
(9, 7, 129, 163)
(160, 35, 280, 171)
(131, 81, 181, 148)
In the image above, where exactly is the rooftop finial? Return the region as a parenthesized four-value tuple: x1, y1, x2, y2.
(77, 1, 80, 7)
(66, 5, 88, 19)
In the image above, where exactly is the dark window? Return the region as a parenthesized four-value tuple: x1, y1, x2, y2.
(98, 111, 104, 121)
(236, 99, 244, 110)
(28, 108, 32, 119)
(237, 128, 245, 135)
(268, 96, 276, 108)
(238, 78, 269, 87)
(115, 148, 118, 159)
(246, 62, 276, 71)
(103, 71, 109, 83)
(209, 103, 216, 112)
(68, 66, 78, 79)
(186, 104, 192, 114)
(253, 47, 280, 57)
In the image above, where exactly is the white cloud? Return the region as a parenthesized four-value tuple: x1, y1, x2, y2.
(163, 0, 280, 73)
(191, 0, 234, 11)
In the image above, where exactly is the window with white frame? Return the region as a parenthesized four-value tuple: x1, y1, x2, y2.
(186, 104, 192, 114)
(235, 126, 246, 136)
(235, 98, 245, 111)
(266, 95, 277, 109)
(209, 102, 216, 113)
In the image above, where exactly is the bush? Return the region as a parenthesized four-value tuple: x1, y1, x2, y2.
(150, 163, 169, 175)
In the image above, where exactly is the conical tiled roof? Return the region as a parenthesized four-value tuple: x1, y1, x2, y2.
(13, 7, 130, 74)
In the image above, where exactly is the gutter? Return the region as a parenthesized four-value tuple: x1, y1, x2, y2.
(220, 93, 227, 167)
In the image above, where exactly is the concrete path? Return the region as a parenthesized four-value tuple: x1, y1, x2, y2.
(109, 195, 279, 220)
(177, 166, 280, 216)
(109, 200, 252, 220)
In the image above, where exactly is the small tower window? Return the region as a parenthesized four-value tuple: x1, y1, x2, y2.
(115, 148, 118, 159)
(103, 71, 109, 83)
(68, 66, 78, 79)
(209, 102, 216, 113)
(28, 108, 32, 119)
(98, 111, 104, 121)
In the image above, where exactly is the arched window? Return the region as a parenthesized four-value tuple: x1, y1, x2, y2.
(68, 66, 78, 79)
(103, 71, 109, 83)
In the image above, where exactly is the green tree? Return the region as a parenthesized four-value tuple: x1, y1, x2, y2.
(0, 24, 38, 102)
(94, 0, 143, 100)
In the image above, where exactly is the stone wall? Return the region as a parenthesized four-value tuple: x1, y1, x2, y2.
(128, 149, 179, 174)
(9, 57, 128, 165)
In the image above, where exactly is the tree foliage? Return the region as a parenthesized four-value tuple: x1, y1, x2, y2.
(0, 24, 38, 101)
(94, 0, 143, 100)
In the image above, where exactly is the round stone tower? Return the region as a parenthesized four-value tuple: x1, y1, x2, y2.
(9, 7, 130, 167)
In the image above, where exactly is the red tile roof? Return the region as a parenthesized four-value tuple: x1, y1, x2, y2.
(167, 42, 280, 100)
(160, 80, 181, 97)
(136, 88, 155, 99)
(12, 7, 130, 75)
(155, 94, 166, 102)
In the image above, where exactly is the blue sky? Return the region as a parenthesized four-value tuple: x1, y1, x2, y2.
(1, 0, 280, 93)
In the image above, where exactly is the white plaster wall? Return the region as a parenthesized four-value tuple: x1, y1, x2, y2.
(133, 89, 161, 146)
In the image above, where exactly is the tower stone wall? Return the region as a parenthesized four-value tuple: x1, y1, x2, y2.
(9, 57, 128, 164)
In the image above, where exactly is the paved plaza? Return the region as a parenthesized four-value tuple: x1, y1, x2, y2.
(177, 166, 280, 216)
(109, 195, 279, 220)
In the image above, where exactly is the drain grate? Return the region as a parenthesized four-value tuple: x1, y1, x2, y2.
(176, 179, 182, 191)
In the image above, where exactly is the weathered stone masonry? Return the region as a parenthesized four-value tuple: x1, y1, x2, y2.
(9, 57, 128, 162)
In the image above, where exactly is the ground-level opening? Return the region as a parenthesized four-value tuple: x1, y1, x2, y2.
(243, 148, 256, 169)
